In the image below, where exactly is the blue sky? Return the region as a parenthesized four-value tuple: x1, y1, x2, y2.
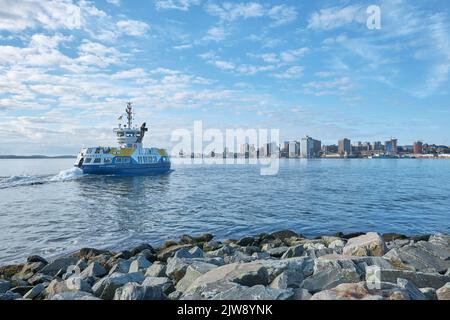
(0, 0, 449, 155)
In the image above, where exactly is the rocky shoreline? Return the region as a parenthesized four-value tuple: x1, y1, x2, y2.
(1, 231, 449, 300)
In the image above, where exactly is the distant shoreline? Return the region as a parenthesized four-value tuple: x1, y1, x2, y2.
(0, 155, 76, 159)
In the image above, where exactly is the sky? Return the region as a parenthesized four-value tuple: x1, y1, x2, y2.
(0, 0, 449, 155)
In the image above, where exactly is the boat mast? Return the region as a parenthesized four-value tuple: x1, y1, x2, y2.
(126, 102, 133, 128)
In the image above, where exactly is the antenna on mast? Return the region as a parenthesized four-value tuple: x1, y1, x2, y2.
(126, 101, 133, 128)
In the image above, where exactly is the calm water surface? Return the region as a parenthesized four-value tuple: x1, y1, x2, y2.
(0, 158, 449, 264)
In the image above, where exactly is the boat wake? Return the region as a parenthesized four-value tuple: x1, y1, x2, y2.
(0, 168, 85, 189)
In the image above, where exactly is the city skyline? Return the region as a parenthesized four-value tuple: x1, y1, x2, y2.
(0, 1, 450, 155)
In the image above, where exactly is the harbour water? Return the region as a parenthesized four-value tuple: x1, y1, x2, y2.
(0, 158, 449, 265)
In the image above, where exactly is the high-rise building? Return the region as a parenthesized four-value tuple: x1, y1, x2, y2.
(301, 136, 321, 158)
(385, 138, 398, 155)
(338, 138, 351, 155)
(373, 141, 382, 151)
(289, 141, 300, 158)
(413, 141, 423, 154)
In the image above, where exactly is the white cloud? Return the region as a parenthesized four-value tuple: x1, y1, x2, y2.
(0, 0, 82, 31)
(205, 2, 296, 25)
(203, 26, 229, 42)
(155, 0, 201, 11)
(116, 20, 150, 36)
(303, 77, 354, 96)
(267, 5, 297, 26)
(308, 5, 365, 30)
(111, 68, 147, 80)
(214, 60, 235, 71)
(273, 66, 304, 79)
(106, 0, 121, 6)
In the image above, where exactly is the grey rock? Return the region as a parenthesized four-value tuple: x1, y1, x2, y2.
(258, 257, 314, 282)
(302, 259, 361, 293)
(157, 244, 192, 261)
(114, 282, 165, 300)
(176, 262, 218, 292)
(166, 258, 190, 282)
(252, 252, 270, 260)
(281, 245, 304, 259)
(270, 230, 299, 240)
(397, 278, 426, 300)
(206, 244, 234, 257)
(108, 259, 131, 275)
(73, 248, 109, 259)
(80, 261, 107, 278)
(142, 276, 174, 294)
(329, 239, 346, 249)
(50, 291, 101, 300)
(131, 243, 154, 256)
(343, 232, 387, 257)
(419, 287, 437, 300)
(128, 256, 151, 273)
(366, 268, 450, 289)
(214, 285, 294, 300)
(168, 290, 183, 300)
(310, 282, 381, 300)
(40, 257, 78, 277)
(75, 259, 88, 271)
(436, 282, 450, 300)
(240, 246, 261, 255)
(317, 254, 394, 275)
(23, 283, 45, 299)
(303, 248, 335, 259)
(384, 242, 450, 273)
(224, 251, 256, 264)
(290, 288, 312, 300)
(92, 272, 145, 300)
(185, 262, 269, 296)
(188, 246, 204, 258)
(10, 286, 33, 296)
(27, 255, 48, 264)
(28, 273, 53, 286)
(145, 262, 167, 277)
(265, 246, 289, 258)
(237, 236, 255, 247)
(269, 269, 304, 289)
(0, 291, 22, 300)
(0, 279, 11, 294)
(203, 240, 222, 252)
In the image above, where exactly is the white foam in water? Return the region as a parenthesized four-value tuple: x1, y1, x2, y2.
(50, 167, 85, 182)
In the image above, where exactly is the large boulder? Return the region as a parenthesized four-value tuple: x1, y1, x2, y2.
(114, 282, 165, 300)
(145, 262, 166, 277)
(0, 279, 11, 294)
(384, 240, 450, 273)
(366, 268, 450, 289)
(128, 256, 151, 273)
(184, 262, 270, 298)
(281, 245, 304, 259)
(436, 282, 450, 300)
(92, 272, 145, 300)
(396, 278, 426, 300)
(157, 244, 192, 261)
(80, 262, 107, 278)
(269, 269, 304, 289)
(302, 259, 361, 293)
(142, 277, 174, 295)
(64, 276, 92, 293)
(213, 285, 294, 300)
(176, 262, 218, 293)
(23, 284, 45, 300)
(40, 257, 78, 277)
(310, 282, 383, 300)
(50, 291, 101, 300)
(343, 232, 387, 257)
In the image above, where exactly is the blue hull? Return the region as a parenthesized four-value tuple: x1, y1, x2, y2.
(79, 163, 171, 175)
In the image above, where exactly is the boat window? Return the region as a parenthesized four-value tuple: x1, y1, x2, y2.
(87, 148, 94, 154)
(104, 158, 112, 164)
(93, 158, 101, 163)
(122, 157, 131, 163)
(115, 157, 122, 163)
(85, 158, 92, 163)
(117, 132, 124, 137)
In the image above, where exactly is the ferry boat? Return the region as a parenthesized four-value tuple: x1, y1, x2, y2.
(74, 102, 171, 175)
